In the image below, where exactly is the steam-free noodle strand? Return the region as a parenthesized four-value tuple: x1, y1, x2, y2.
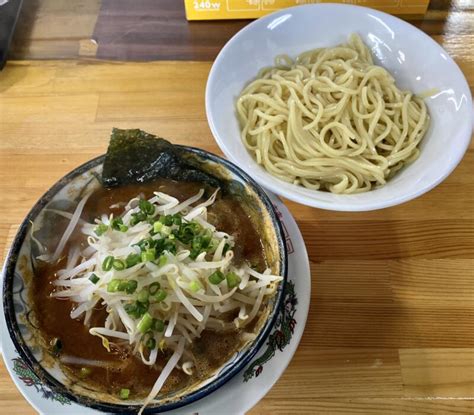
(236, 34, 430, 194)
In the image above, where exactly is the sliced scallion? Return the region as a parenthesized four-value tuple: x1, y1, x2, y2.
(112, 259, 126, 271)
(208, 270, 224, 285)
(189, 280, 201, 293)
(124, 302, 148, 319)
(139, 199, 155, 216)
(124, 280, 138, 294)
(130, 211, 146, 226)
(153, 319, 165, 332)
(89, 273, 100, 284)
(125, 253, 141, 268)
(119, 388, 130, 400)
(148, 282, 161, 295)
(146, 337, 156, 350)
(141, 248, 156, 262)
(107, 279, 121, 293)
(153, 221, 163, 233)
(161, 225, 172, 236)
(153, 289, 167, 303)
(102, 255, 114, 271)
(159, 215, 173, 226)
(226, 272, 241, 289)
(158, 255, 167, 267)
(94, 223, 108, 236)
(137, 312, 153, 334)
(110, 217, 124, 231)
(137, 289, 149, 303)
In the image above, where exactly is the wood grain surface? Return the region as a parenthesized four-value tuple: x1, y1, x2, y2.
(1, 1, 473, 415)
(5, 0, 474, 63)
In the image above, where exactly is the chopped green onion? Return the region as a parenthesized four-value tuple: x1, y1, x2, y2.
(174, 220, 202, 244)
(79, 367, 92, 378)
(147, 217, 156, 226)
(124, 302, 137, 316)
(139, 199, 155, 215)
(125, 253, 141, 268)
(226, 272, 241, 289)
(158, 255, 167, 267)
(161, 225, 171, 236)
(189, 280, 202, 293)
(153, 221, 163, 233)
(190, 249, 200, 260)
(208, 238, 219, 252)
(153, 289, 167, 303)
(107, 279, 121, 292)
(141, 248, 156, 262)
(202, 230, 212, 247)
(110, 217, 123, 231)
(138, 300, 149, 314)
(112, 259, 126, 271)
(94, 223, 108, 236)
(159, 215, 174, 226)
(119, 388, 130, 400)
(137, 312, 153, 334)
(119, 224, 128, 232)
(172, 214, 182, 226)
(124, 301, 148, 318)
(102, 255, 114, 271)
(153, 319, 165, 332)
(148, 282, 161, 295)
(130, 211, 147, 226)
(192, 235, 203, 251)
(153, 237, 176, 255)
(208, 270, 224, 285)
(162, 239, 176, 254)
(124, 280, 138, 294)
(137, 289, 149, 303)
(136, 237, 155, 251)
(145, 337, 156, 350)
(89, 273, 100, 284)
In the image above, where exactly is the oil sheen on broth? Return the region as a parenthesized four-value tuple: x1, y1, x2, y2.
(32, 179, 267, 398)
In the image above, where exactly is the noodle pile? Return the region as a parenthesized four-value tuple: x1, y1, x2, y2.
(237, 34, 430, 194)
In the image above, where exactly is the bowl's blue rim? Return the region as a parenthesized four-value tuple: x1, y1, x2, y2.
(2, 147, 288, 413)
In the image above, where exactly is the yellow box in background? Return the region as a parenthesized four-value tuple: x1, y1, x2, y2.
(184, 0, 429, 20)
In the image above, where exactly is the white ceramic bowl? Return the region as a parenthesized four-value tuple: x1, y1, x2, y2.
(206, 4, 473, 211)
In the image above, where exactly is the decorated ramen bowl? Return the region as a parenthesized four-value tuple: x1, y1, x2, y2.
(2, 141, 288, 413)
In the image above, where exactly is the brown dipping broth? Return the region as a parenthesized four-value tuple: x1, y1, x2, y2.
(32, 179, 266, 399)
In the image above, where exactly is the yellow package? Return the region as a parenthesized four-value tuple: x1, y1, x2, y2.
(184, 0, 429, 20)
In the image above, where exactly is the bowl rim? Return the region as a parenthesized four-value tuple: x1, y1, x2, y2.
(205, 3, 473, 212)
(2, 147, 288, 413)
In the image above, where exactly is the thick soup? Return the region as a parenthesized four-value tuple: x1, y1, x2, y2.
(32, 179, 267, 399)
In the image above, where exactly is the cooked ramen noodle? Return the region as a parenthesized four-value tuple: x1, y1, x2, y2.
(237, 34, 430, 194)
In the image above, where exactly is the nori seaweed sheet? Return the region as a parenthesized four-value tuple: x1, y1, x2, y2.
(102, 128, 223, 189)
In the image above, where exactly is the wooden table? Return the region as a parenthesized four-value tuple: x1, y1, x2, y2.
(0, 1, 473, 414)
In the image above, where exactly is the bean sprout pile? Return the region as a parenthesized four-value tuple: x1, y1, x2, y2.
(50, 188, 282, 412)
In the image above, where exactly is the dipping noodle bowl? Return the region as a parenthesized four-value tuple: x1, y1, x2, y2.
(3, 134, 287, 413)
